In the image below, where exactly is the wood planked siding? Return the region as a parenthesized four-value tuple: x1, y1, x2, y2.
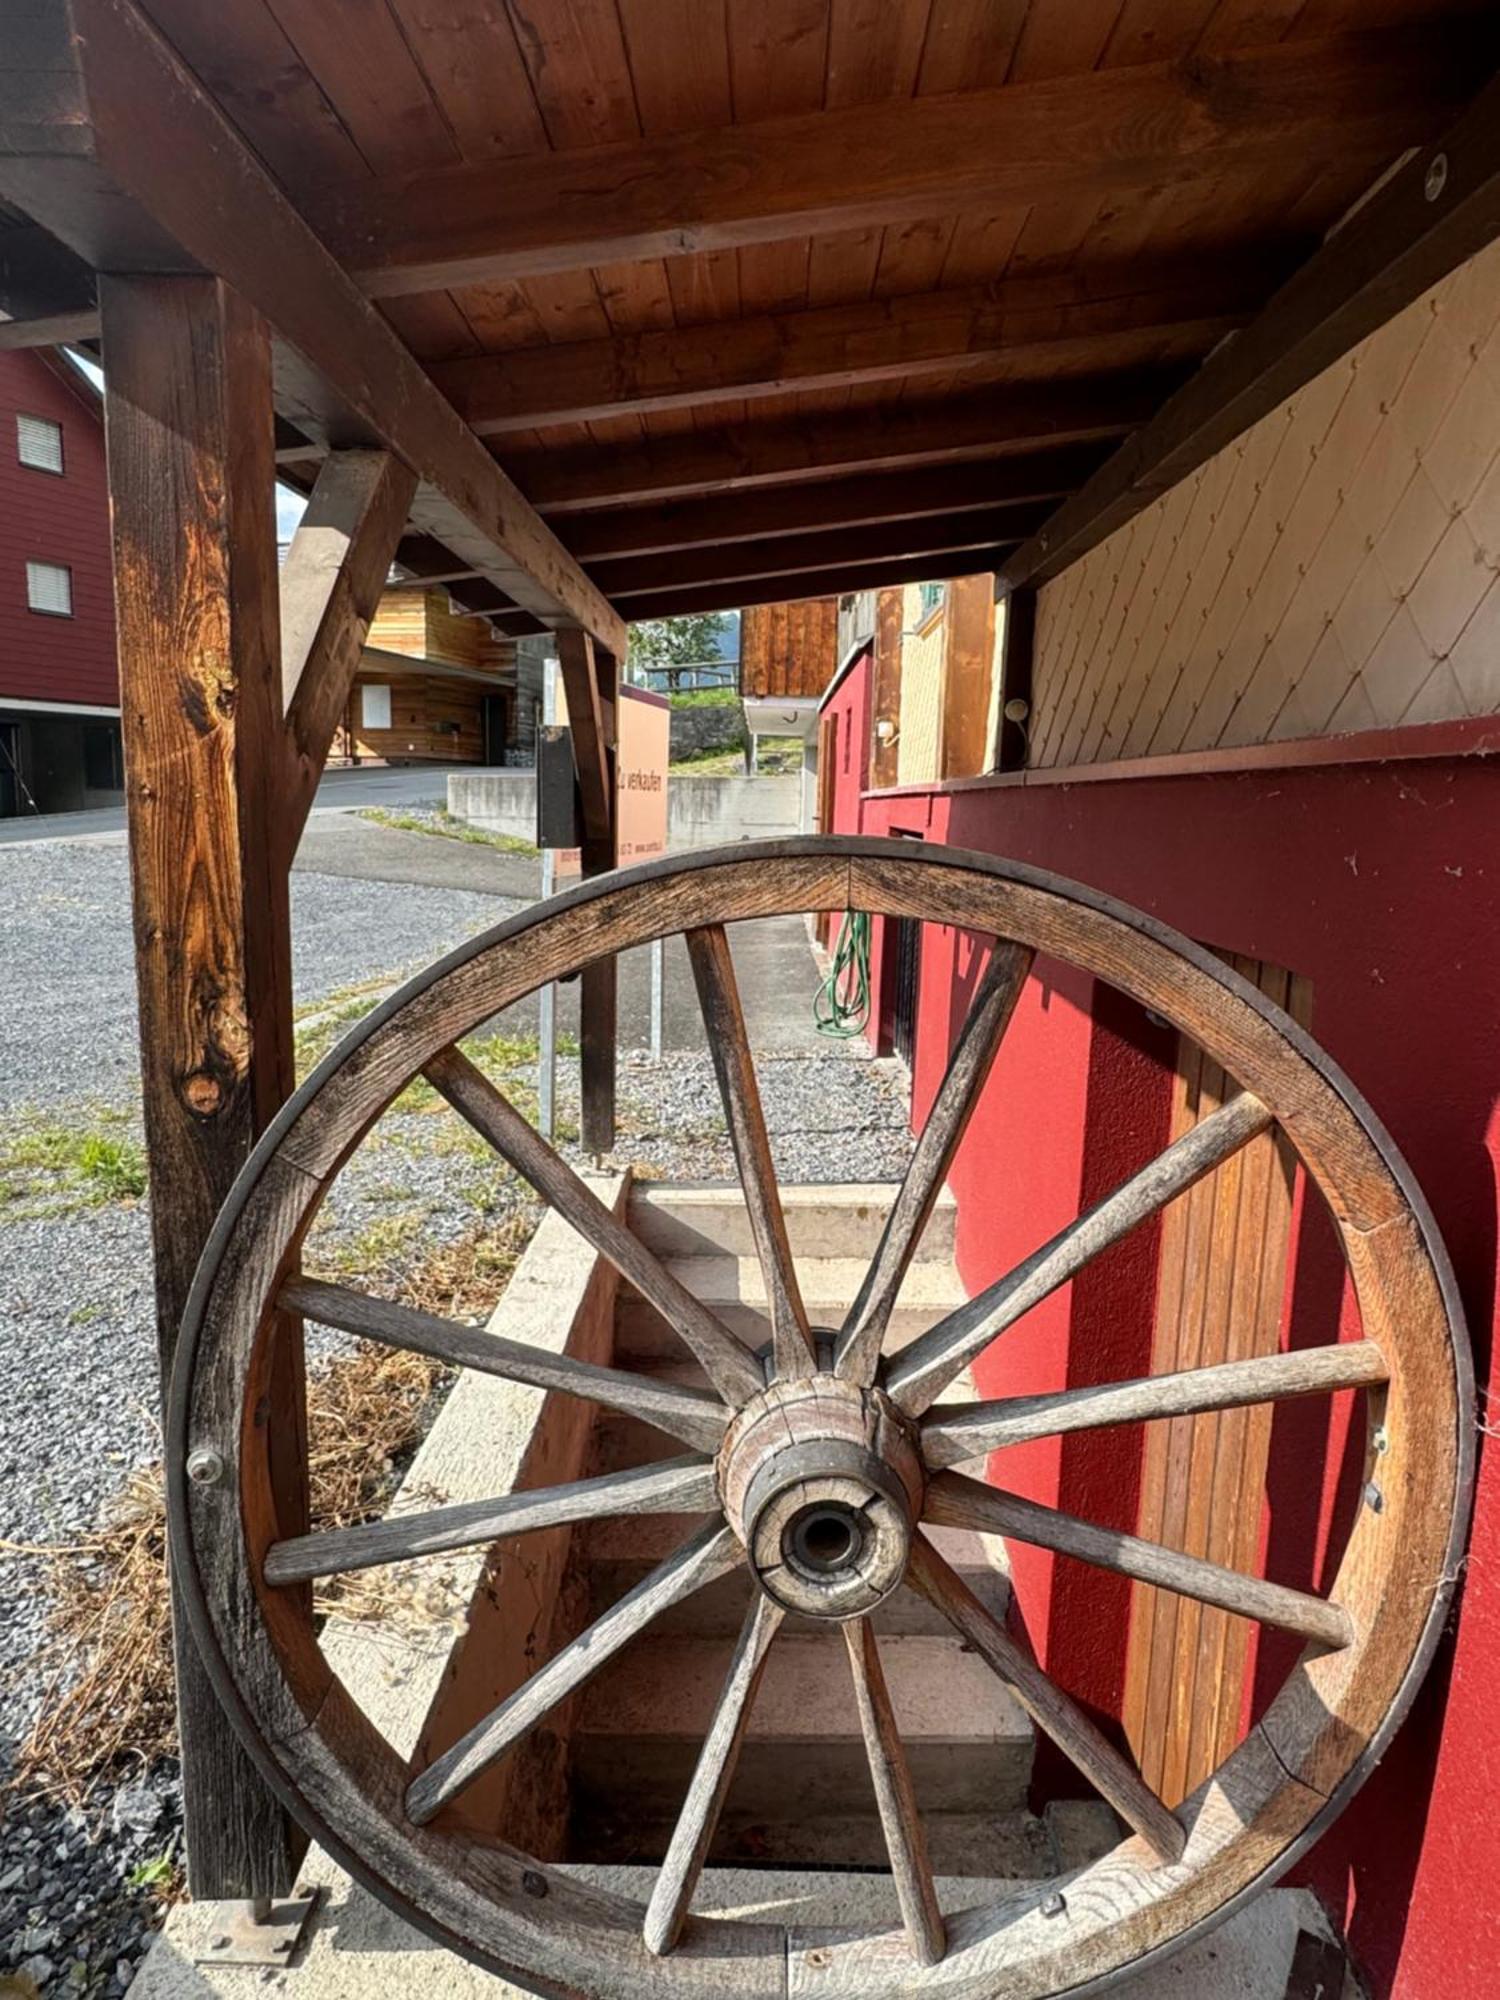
(740, 597, 838, 699)
(345, 671, 486, 763)
(1123, 958, 1311, 1807)
(1030, 236, 1500, 766)
(366, 586, 485, 672)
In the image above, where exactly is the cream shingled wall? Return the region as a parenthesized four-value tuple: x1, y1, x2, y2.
(896, 584, 946, 785)
(1031, 236, 1500, 767)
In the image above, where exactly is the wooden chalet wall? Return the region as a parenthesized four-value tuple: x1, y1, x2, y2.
(1031, 235, 1500, 767)
(367, 586, 485, 672)
(740, 598, 837, 699)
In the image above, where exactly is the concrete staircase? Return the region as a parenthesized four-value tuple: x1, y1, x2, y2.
(568, 1180, 1076, 1878)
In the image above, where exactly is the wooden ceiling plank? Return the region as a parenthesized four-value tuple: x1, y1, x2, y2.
(0, 0, 625, 653)
(1001, 63, 1500, 592)
(303, 29, 1478, 296)
(591, 503, 1050, 596)
(258, 0, 461, 175)
(614, 544, 1014, 619)
(513, 374, 1175, 511)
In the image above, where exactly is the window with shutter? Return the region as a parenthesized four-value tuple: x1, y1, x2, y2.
(17, 414, 64, 474)
(26, 561, 73, 616)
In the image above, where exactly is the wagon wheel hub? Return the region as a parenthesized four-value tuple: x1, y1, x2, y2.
(718, 1377, 924, 1618)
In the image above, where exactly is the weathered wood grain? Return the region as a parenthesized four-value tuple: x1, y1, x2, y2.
(687, 925, 815, 1380)
(921, 1341, 1389, 1468)
(843, 1617, 946, 1967)
(643, 1592, 784, 1957)
(908, 1536, 1185, 1864)
(100, 271, 303, 1900)
(838, 940, 1033, 1385)
(925, 1472, 1353, 1649)
(421, 1046, 761, 1403)
(887, 1092, 1273, 1416)
(264, 1454, 717, 1586)
(279, 1276, 729, 1453)
(405, 1520, 741, 1825)
(279, 448, 416, 848)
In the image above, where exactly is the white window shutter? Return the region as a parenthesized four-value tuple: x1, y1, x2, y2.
(17, 414, 64, 473)
(26, 561, 73, 615)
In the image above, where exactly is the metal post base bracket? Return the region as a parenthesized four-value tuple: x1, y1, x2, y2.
(193, 1890, 320, 1968)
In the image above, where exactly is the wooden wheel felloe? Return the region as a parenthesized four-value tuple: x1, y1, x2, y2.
(167, 837, 1473, 2000)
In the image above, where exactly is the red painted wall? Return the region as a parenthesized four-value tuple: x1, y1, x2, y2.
(0, 351, 117, 708)
(819, 647, 872, 834)
(855, 752, 1500, 1996)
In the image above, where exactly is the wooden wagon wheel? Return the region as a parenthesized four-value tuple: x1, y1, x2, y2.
(168, 837, 1473, 2000)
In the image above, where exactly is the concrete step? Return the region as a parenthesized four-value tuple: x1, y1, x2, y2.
(627, 1181, 957, 1264)
(613, 1253, 965, 1362)
(571, 1630, 1033, 1825)
(581, 1515, 1010, 1638)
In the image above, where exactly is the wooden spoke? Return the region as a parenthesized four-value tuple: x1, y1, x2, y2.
(843, 1618, 946, 1966)
(886, 1091, 1273, 1416)
(926, 1472, 1353, 1650)
(279, 1277, 729, 1454)
(406, 1520, 740, 1827)
(686, 926, 816, 1379)
(263, 1455, 717, 1587)
(921, 1341, 1390, 1469)
(423, 1046, 764, 1405)
(837, 941, 1033, 1385)
(643, 1592, 784, 1957)
(907, 1536, 1185, 1864)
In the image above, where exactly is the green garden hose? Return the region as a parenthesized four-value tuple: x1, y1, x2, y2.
(814, 909, 872, 1039)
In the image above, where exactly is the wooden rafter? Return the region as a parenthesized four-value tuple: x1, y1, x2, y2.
(428, 267, 1259, 435)
(558, 452, 1106, 562)
(0, 0, 624, 653)
(519, 380, 1169, 515)
(612, 549, 1014, 622)
(1002, 65, 1500, 592)
(591, 508, 1046, 601)
(300, 30, 1473, 296)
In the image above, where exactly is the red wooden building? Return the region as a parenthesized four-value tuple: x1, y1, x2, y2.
(0, 346, 121, 816)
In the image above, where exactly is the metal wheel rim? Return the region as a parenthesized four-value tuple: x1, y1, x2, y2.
(167, 836, 1474, 2000)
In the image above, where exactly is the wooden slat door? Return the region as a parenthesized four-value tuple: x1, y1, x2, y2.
(1122, 956, 1313, 1805)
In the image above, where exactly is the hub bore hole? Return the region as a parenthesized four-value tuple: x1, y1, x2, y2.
(790, 1505, 862, 1574)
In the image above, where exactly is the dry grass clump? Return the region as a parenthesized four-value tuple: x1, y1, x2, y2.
(8, 1334, 452, 1806)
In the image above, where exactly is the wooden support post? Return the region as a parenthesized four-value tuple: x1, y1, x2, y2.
(100, 273, 305, 1899)
(993, 586, 1035, 773)
(558, 629, 619, 1153)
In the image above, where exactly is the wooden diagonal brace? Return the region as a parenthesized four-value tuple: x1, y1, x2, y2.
(280, 449, 417, 848)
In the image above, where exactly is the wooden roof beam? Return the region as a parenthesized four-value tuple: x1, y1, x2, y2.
(430, 265, 1261, 435)
(0, 0, 625, 655)
(559, 450, 1108, 561)
(1001, 65, 1500, 593)
(518, 378, 1173, 515)
(615, 549, 1013, 622)
(592, 507, 1050, 600)
(301, 29, 1479, 297)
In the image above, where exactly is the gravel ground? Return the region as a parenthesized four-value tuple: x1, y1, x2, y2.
(0, 828, 913, 1994)
(0, 841, 515, 1113)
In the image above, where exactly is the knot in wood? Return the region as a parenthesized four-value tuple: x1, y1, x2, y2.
(716, 1377, 923, 1620)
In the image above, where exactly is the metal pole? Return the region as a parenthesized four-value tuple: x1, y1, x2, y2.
(649, 934, 664, 1064)
(538, 655, 559, 1140)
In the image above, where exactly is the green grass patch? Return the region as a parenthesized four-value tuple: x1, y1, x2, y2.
(356, 806, 538, 856)
(667, 687, 739, 708)
(0, 1110, 148, 1212)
